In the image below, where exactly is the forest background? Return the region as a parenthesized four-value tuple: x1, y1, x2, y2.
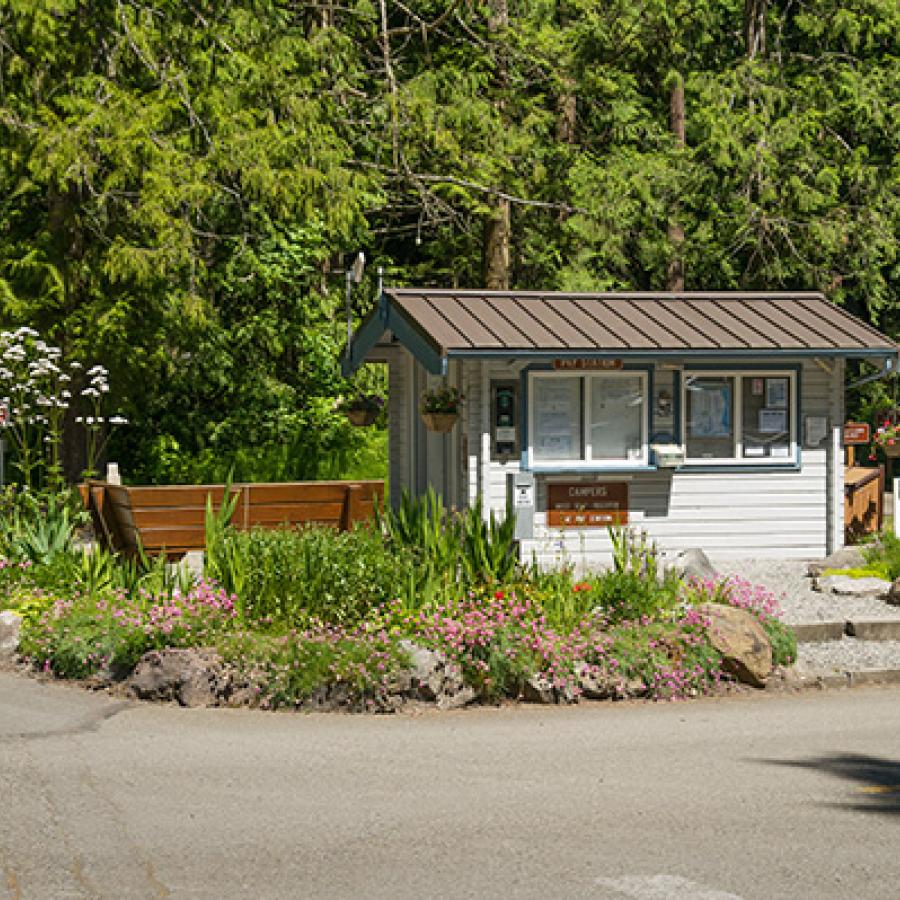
(0, 0, 896, 485)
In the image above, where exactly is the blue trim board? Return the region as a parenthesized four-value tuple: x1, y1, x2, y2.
(343, 292, 446, 376)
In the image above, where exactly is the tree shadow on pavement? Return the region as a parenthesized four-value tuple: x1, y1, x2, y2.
(759, 753, 900, 816)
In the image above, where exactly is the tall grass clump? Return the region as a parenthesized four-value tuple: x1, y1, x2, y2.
(206, 523, 415, 627)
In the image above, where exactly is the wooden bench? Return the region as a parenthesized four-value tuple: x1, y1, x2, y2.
(80, 480, 384, 558)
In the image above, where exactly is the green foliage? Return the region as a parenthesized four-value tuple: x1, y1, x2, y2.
(205, 523, 416, 627)
(378, 489, 519, 606)
(762, 617, 798, 668)
(863, 533, 900, 581)
(0, 2, 894, 476)
(587, 569, 683, 625)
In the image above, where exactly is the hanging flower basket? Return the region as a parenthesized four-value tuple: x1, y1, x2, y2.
(338, 394, 384, 427)
(420, 385, 463, 434)
(872, 418, 900, 458)
(421, 411, 459, 433)
(345, 408, 379, 427)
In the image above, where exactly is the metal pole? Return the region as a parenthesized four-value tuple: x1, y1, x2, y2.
(345, 269, 353, 353)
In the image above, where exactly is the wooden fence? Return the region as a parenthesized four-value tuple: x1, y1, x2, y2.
(81, 480, 384, 558)
(844, 465, 883, 543)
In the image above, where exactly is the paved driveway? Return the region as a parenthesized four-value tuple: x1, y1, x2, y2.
(2, 673, 900, 899)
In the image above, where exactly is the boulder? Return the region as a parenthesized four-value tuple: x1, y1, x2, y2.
(522, 674, 555, 704)
(696, 603, 772, 688)
(815, 575, 892, 598)
(669, 548, 717, 582)
(0, 611, 22, 656)
(886, 578, 900, 607)
(807, 545, 869, 578)
(397, 640, 472, 707)
(127, 648, 226, 708)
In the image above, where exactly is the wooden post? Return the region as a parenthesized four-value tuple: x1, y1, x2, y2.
(342, 484, 364, 531)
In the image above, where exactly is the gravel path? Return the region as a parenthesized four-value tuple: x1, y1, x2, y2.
(716, 558, 900, 674)
(715, 558, 900, 625)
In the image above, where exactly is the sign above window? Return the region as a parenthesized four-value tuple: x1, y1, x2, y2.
(553, 359, 623, 371)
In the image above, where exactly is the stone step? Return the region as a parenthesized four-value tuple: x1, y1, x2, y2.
(793, 620, 900, 643)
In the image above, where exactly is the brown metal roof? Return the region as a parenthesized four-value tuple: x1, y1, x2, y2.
(386, 289, 896, 355)
(344, 289, 898, 375)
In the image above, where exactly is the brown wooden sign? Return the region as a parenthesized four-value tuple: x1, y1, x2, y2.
(547, 482, 628, 527)
(843, 422, 871, 445)
(552, 359, 623, 371)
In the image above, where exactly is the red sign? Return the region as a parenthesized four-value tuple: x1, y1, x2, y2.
(843, 422, 871, 445)
(552, 359, 623, 371)
(547, 482, 629, 527)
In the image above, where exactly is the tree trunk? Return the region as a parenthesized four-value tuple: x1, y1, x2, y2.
(483, 204, 511, 290)
(666, 74, 686, 292)
(483, 0, 510, 291)
(745, 0, 766, 59)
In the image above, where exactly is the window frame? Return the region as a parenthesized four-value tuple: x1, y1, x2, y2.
(681, 368, 798, 466)
(527, 369, 650, 471)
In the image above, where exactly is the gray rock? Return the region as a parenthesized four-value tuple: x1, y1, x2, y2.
(697, 603, 773, 687)
(816, 575, 892, 598)
(397, 640, 467, 704)
(127, 648, 225, 707)
(0, 611, 22, 655)
(437, 685, 477, 710)
(577, 663, 615, 700)
(886, 578, 900, 607)
(669, 548, 717, 582)
(807, 545, 869, 578)
(522, 674, 555, 704)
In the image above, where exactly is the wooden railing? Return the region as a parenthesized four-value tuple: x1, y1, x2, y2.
(80, 480, 384, 558)
(844, 465, 883, 543)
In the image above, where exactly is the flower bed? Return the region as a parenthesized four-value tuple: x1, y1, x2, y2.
(3, 496, 797, 712)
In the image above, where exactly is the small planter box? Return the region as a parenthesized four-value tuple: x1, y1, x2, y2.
(651, 444, 685, 468)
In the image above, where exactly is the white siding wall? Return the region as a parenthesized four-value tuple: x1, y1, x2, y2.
(461, 357, 841, 568)
(395, 355, 845, 566)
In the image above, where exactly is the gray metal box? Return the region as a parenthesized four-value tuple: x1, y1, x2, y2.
(507, 471, 535, 540)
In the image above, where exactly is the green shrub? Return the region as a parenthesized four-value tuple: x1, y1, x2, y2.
(377, 489, 519, 607)
(762, 617, 797, 667)
(863, 533, 900, 580)
(221, 624, 411, 710)
(207, 523, 416, 626)
(587, 568, 682, 625)
(19, 582, 238, 679)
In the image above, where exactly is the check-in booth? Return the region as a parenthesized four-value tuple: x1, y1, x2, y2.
(345, 289, 898, 566)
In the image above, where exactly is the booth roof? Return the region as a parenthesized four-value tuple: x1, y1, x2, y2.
(344, 289, 898, 375)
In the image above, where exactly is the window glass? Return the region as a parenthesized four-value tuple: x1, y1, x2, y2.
(686, 376, 735, 459)
(742, 376, 791, 459)
(590, 375, 644, 460)
(532, 377, 581, 460)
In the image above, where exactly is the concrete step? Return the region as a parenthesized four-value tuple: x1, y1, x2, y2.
(793, 620, 900, 643)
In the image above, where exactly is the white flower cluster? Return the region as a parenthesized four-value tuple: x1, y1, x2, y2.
(0, 328, 128, 485)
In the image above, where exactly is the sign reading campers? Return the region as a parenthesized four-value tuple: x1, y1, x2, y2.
(552, 359, 623, 371)
(547, 482, 629, 527)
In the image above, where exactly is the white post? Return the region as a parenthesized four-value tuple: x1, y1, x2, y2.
(893, 478, 900, 536)
(106, 462, 121, 485)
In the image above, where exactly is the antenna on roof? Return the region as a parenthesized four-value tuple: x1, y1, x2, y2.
(345, 252, 365, 358)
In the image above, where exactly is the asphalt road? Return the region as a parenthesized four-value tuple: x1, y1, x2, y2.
(2, 674, 900, 900)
